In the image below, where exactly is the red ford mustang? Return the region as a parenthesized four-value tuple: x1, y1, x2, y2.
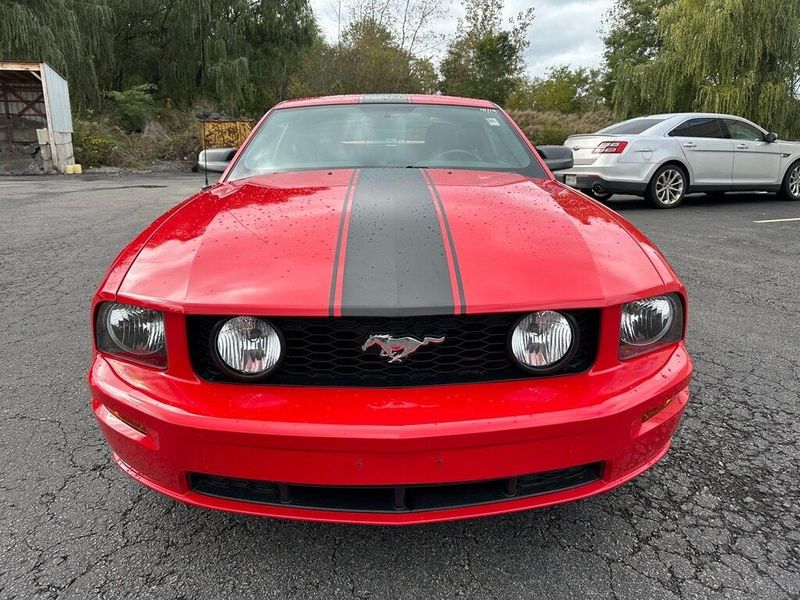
(90, 94, 692, 524)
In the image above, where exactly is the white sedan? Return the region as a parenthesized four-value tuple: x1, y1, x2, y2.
(555, 113, 800, 208)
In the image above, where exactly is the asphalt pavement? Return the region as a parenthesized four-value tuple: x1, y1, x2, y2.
(1, 174, 798, 599)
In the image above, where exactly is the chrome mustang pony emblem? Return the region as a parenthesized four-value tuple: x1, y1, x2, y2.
(362, 334, 445, 364)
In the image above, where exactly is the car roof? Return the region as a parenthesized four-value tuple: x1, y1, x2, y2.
(598, 113, 767, 136)
(646, 112, 757, 121)
(277, 94, 499, 110)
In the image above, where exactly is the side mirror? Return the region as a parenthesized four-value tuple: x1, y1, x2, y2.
(536, 145, 574, 171)
(197, 147, 237, 173)
(765, 132, 778, 143)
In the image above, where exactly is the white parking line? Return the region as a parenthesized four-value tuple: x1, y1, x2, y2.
(753, 217, 800, 223)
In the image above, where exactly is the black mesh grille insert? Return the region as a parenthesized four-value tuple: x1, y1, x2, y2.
(187, 311, 600, 387)
(189, 463, 603, 513)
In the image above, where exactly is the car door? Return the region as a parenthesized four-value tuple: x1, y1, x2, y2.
(722, 119, 783, 186)
(669, 118, 734, 186)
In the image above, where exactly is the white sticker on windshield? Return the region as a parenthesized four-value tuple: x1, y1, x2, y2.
(486, 117, 501, 127)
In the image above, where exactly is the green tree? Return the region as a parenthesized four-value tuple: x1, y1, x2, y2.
(132, 0, 316, 113)
(339, 0, 448, 55)
(289, 18, 436, 96)
(0, 0, 113, 106)
(612, 0, 800, 133)
(439, 0, 534, 105)
(2, 0, 315, 115)
(509, 66, 605, 113)
(602, 0, 674, 105)
(107, 84, 158, 131)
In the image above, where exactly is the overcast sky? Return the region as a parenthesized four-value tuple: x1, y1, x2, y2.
(310, 0, 614, 77)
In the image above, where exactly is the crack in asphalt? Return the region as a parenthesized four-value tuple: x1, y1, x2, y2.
(0, 177, 798, 599)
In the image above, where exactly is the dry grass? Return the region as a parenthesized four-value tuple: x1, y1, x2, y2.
(508, 109, 617, 145)
(73, 110, 200, 168)
(74, 107, 618, 167)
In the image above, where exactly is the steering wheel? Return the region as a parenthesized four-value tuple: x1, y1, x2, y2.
(432, 149, 484, 163)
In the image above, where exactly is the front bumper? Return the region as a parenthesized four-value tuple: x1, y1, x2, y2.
(90, 345, 691, 525)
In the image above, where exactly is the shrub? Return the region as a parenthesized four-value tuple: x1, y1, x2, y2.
(72, 120, 117, 167)
(73, 107, 201, 168)
(508, 109, 617, 145)
(106, 84, 158, 132)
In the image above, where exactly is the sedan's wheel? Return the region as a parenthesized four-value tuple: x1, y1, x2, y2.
(647, 165, 686, 209)
(780, 161, 800, 200)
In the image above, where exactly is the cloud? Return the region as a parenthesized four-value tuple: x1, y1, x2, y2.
(519, 0, 613, 76)
(308, 0, 614, 77)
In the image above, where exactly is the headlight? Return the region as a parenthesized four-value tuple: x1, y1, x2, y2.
(96, 302, 166, 367)
(214, 316, 283, 377)
(510, 311, 576, 372)
(619, 294, 684, 359)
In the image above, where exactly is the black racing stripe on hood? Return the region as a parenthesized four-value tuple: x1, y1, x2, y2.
(422, 169, 467, 314)
(340, 168, 454, 316)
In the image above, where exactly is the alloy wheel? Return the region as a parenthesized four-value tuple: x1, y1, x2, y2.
(655, 169, 685, 206)
(790, 165, 800, 198)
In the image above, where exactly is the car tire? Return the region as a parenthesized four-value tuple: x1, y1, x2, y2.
(587, 189, 614, 201)
(779, 161, 800, 200)
(646, 165, 687, 209)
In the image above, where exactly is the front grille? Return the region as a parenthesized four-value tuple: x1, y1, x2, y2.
(189, 463, 603, 513)
(187, 311, 600, 387)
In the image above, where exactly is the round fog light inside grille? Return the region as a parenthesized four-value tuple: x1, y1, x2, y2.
(215, 316, 282, 377)
(510, 311, 576, 371)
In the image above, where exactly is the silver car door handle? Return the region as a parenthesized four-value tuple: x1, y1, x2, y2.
(683, 142, 697, 148)
(736, 144, 748, 149)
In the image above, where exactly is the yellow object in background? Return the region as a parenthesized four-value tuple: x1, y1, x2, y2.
(73, 164, 82, 174)
(199, 120, 255, 149)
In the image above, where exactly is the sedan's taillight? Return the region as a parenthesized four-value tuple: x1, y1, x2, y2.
(593, 141, 628, 154)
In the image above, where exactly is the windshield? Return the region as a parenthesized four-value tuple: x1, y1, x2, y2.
(227, 103, 545, 180)
(597, 118, 666, 135)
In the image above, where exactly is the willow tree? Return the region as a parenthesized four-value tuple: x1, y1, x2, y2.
(0, 0, 113, 106)
(613, 0, 800, 134)
(602, 0, 674, 107)
(100, 0, 314, 115)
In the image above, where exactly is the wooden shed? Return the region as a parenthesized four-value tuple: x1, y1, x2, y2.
(0, 61, 75, 174)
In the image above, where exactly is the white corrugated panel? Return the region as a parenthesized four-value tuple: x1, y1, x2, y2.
(42, 63, 73, 133)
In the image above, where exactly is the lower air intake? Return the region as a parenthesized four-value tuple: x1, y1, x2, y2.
(189, 463, 603, 513)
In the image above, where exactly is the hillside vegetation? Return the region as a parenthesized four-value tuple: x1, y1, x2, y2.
(3, 0, 797, 167)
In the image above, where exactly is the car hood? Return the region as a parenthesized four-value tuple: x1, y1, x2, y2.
(117, 168, 667, 315)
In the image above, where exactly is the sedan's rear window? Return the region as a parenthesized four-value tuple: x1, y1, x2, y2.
(227, 104, 546, 180)
(596, 118, 666, 135)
